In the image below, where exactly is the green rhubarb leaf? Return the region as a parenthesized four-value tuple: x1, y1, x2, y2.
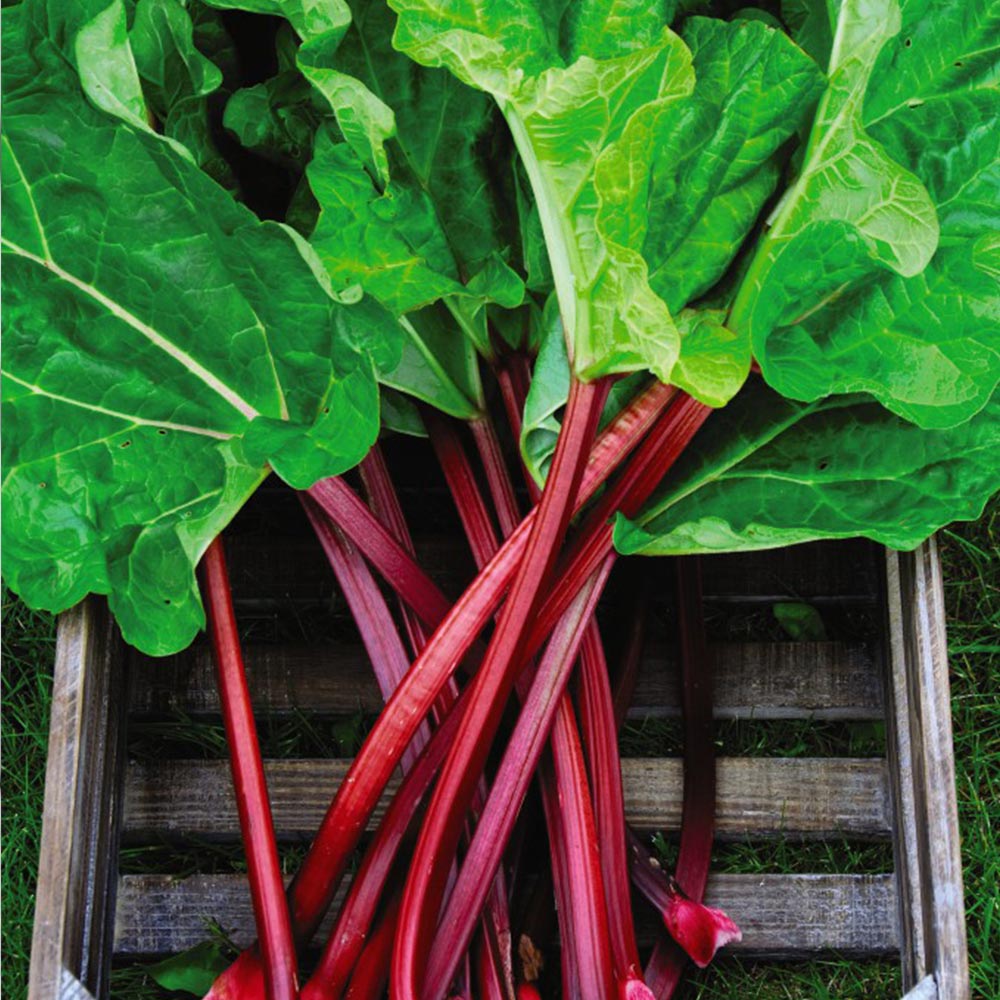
(562, 0, 679, 62)
(389, 0, 692, 382)
(773, 602, 828, 641)
(729, 0, 968, 410)
(147, 941, 231, 995)
(614, 380, 1000, 556)
(670, 310, 751, 408)
(380, 386, 428, 437)
(131, 0, 223, 112)
(634, 16, 825, 312)
(130, 0, 238, 187)
(75, 0, 150, 130)
(863, 0, 1000, 123)
(1, 7, 398, 654)
(382, 307, 484, 420)
(202, 0, 398, 181)
(302, 0, 524, 361)
(224, 69, 321, 166)
(738, 0, 1000, 428)
(781, 0, 836, 67)
(307, 126, 466, 314)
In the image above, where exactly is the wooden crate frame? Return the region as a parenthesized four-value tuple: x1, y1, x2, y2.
(28, 540, 969, 1000)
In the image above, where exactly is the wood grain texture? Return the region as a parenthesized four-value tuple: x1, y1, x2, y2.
(121, 757, 891, 841)
(112, 872, 898, 959)
(128, 640, 883, 721)
(902, 976, 938, 1000)
(29, 600, 128, 1000)
(59, 969, 97, 1000)
(885, 541, 970, 999)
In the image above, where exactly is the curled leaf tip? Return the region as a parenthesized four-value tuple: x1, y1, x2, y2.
(661, 879, 742, 968)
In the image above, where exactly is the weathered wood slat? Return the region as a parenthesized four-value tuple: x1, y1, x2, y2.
(223, 537, 879, 604)
(885, 542, 969, 998)
(112, 872, 898, 959)
(122, 757, 890, 842)
(128, 640, 883, 720)
(29, 600, 128, 1000)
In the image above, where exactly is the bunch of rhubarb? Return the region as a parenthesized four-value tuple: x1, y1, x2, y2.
(3, 0, 997, 997)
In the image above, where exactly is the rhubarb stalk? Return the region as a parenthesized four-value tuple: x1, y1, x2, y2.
(422, 561, 614, 997)
(392, 376, 609, 999)
(208, 383, 680, 999)
(200, 538, 298, 1000)
(643, 557, 726, 994)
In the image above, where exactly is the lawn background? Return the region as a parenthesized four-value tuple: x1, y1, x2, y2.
(3, 504, 996, 999)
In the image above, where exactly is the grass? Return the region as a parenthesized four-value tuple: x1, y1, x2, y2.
(1, 505, 996, 999)
(1, 591, 56, 1000)
(938, 506, 1000, 1000)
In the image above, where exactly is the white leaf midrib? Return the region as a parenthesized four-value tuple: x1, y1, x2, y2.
(2, 237, 261, 421)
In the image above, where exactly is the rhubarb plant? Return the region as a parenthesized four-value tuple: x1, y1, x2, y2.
(2, 0, 999, 998)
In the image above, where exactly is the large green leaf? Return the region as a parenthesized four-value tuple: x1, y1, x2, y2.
(383, 308, 484, 421)
(307, 126, 466, 314)
(330, 0, 514, 279)
(224, 66, 321, 167)
(730, 0, 999, 428)
(634, 16, 825, 311)
(129, 0, 240, 187)
(389, 0, 693, 382)
(1, 6, 398, 654)
(615, 380, 1000, 555)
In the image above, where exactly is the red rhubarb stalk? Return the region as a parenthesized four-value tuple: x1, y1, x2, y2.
(576, 625, 649, 996)
(643, 557, 730, 994)
(424, 407, 503, 566)
(393, 378, 609, 999)
(423, 407, 517, 999)
(499, 361, 648, 998)
(301, 678, 475, 1000)
(341, 892, 401, 1000)
(200, 538, 298, 1000)
(545, 693, 617, 998)
(422, 561, 614, 997)
(308, 475, 453, 631)
(468, 415, 522, 538)
(208, 383, 679, 999)
(358, 445, 432, 657)
(529, 395, 710, 652)
(308, 382, 676, 636)
(301, 496, 432, 770)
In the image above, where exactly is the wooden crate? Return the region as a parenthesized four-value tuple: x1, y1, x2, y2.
(28, 476, 970, 999)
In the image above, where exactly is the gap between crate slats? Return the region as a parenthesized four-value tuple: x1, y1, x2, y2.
(221, 537, 880, 604)
(129, 640, 883, 721)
